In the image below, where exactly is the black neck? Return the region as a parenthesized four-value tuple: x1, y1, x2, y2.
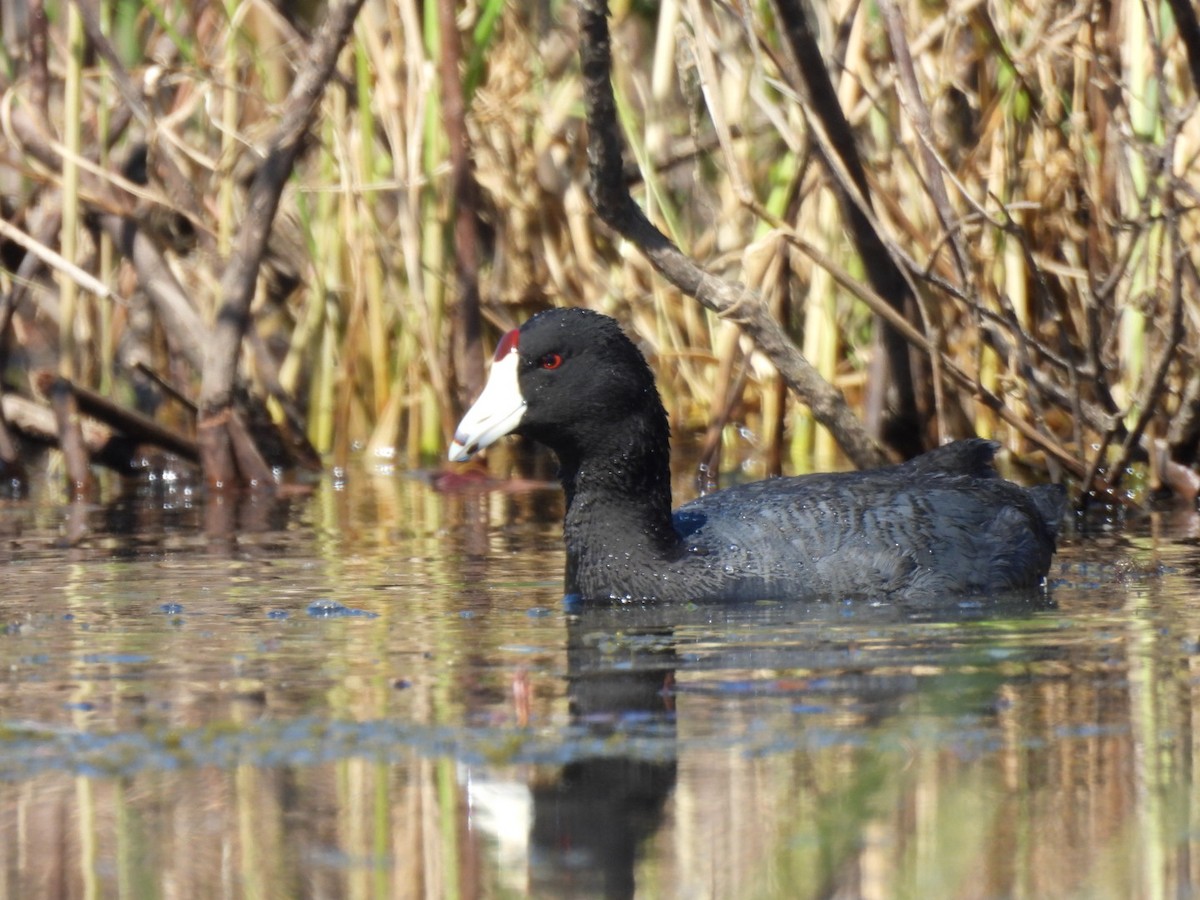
(554, 413, 681, 596)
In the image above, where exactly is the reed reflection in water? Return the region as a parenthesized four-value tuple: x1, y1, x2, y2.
(0, 472, 1197, 898)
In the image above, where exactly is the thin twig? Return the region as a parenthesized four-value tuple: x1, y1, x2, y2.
(777, 226, 1087, 477)
(0, 216, 128, 307)
(877, 0, 970, 288)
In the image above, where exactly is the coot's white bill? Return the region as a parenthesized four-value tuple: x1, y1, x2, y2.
(448, 348, 526, 461)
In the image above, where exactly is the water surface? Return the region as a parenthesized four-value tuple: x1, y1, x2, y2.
(0, 471, 1197, 898)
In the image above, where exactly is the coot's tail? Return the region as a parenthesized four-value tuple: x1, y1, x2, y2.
(903, 438, 1068, 540)
(1028, 483, 1068, 540)
(900, 438, 1001, 478)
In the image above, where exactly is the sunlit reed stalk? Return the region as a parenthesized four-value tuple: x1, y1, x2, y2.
(1002, 209, 1029, 447)
(330, 56, 360, 467)
(648, 0, 681, 161)
(96, 1, 115, 397)
(797, 189, 841, 472)
(1119, 0, 1161, 424)
(977, 93, 1013, 442)
(278, 190, 325, 423)
(759, 163, 794, 474)
(313, 137, 341, 456)
(219, 0, 241, 258)
(59, 4, 84, 384)
(355, 33, 390, 419)
(416, 0, 449, 460)
(799, 6, 873, 471)
(359, 6, 410, 463)
(615, 85, 686, 251)
(383, 0, 437, 465)
(278, 121, 340, 457)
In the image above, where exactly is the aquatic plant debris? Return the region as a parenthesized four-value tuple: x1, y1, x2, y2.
(0, 715, 681, 780)
(0, 708, 947, 781)
(305, 599, 379, 619)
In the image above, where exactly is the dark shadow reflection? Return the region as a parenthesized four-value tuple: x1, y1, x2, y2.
(528, 618, 677, 899)
(522, 589, 1058, 898)
(97, 474, 303, 555)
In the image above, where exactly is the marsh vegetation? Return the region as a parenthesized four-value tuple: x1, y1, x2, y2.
(1, 1, 1199, 499)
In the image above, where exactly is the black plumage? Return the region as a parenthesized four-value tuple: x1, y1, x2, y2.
(453, 308, 1065, 604)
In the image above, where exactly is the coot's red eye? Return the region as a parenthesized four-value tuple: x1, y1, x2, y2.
(539, 353, 564, 370)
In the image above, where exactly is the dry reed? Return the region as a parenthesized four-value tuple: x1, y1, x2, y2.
(0, 0, 1197, 501)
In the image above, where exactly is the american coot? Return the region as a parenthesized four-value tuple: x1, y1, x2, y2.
(449, 308, 1066, 604)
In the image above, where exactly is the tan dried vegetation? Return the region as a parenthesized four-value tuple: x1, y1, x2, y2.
(0, 0, 1198, 505)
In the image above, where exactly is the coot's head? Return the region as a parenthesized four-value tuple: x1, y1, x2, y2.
(449, 308, 664, 463)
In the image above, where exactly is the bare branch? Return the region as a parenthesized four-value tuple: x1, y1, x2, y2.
(197, 0, 367, 486)
(576, 0, 888, 469)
